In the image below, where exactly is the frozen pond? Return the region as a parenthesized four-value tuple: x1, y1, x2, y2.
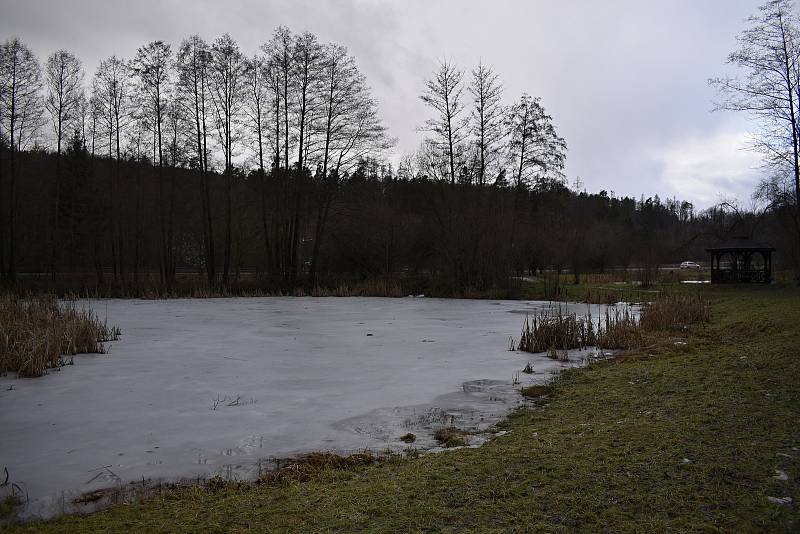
(0, 297, 608, 518)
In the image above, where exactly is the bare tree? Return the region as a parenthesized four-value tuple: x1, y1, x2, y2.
(131, 40, 174, 284)
(506, 93, 567, 255)
(469, 61, 505, 186)
(45, 49, 84, 279)
(86, 92, 102, 158)
(75, 91, 90, 148)
(263, 26, 293, 171)
(164, 99, 186, 282)
(420, 60, 467, 185)
(711, 0, 800, 256)
(209, 33, 246, 286)
(309, 43, 391, 280)
(176, 35, 215, 284)
(123, 112, 144, 283)
(0, 38, 44, 281)
(45, 50, 83, 156)
(292, 32, 322, 172)
(243, 53, 272, 270)
(92, 55, 130, 280)
(280, 31, 323, 279)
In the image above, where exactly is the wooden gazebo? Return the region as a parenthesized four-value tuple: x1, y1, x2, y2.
(706, 237, 775, 284)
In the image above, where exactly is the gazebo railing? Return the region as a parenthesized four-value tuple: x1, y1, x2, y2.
(710, 269, 767, 284)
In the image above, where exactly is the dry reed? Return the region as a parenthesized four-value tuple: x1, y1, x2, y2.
(518, 308, 597, 353)
(639, 292, 709, 331)
(517, 292, 708, 356)
(595, 306, 643, 350)
(0, 295, 120, 377)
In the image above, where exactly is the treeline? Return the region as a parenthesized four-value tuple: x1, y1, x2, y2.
(5, 143, 798, 291)
(1, 30, 797, 294)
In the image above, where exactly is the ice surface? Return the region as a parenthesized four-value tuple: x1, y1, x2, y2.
(0, 297, 607, 518)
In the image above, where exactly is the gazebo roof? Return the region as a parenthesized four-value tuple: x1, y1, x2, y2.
(706, 237, 775, 253)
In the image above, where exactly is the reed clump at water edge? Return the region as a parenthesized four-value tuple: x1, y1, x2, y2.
(517, 306, 597, 354)
(517, 292, 708, 355)
(595, 306, 643, 350)
(0, 295, 121, 378)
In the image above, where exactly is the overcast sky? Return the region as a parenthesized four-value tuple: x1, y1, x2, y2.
(1, 0, 771, 208)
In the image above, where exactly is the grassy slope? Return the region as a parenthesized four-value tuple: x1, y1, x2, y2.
(8, 286, 800, 533)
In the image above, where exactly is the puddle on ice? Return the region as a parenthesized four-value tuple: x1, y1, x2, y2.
(0, 297, 614, 520)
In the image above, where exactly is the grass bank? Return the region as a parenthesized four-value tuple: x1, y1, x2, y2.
(5, 285, 800, 532)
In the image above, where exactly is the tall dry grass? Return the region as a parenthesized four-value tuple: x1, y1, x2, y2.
(518, 291, 708, 355)
(0, 295, 120, 377)
(595, 307, 642, 349)
(639, 292, 708, 331)
(518, 308, 597, 353)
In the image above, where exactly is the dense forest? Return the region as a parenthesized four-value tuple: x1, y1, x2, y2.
(1, 26, 798, 295)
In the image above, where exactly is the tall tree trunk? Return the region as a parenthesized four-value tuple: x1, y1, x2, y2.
(223, 119, 232, 286)
(134, 153, 142, 285)
(257, 122, 271, 276)
(310, 80, 335, 283)
(115, 117, 124, 284)
(108, 127, 118, 282)
(50, 129, 62, 281)
(168, 144, 176, 285)
(283, 64, 289, 171)
(156, 93, 167, 286)
(7, 132, 16, 282)
(0, 132, 5, 281)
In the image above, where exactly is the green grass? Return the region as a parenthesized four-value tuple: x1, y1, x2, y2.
(6, 285, 800, 532)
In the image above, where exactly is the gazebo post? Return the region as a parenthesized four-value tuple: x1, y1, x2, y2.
(766, 251, 772, 283)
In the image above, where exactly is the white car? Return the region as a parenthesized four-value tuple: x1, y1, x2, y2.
(680, 261, 702, 270)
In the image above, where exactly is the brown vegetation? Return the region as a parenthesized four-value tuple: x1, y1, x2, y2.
(433, 427, 470, 448)
(519, 291, 708, 355)
(0, 295, 120, 377)
(595, 306, 643, 350)
(518, 308, 597, 353)
(639, 292, 709, 331)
